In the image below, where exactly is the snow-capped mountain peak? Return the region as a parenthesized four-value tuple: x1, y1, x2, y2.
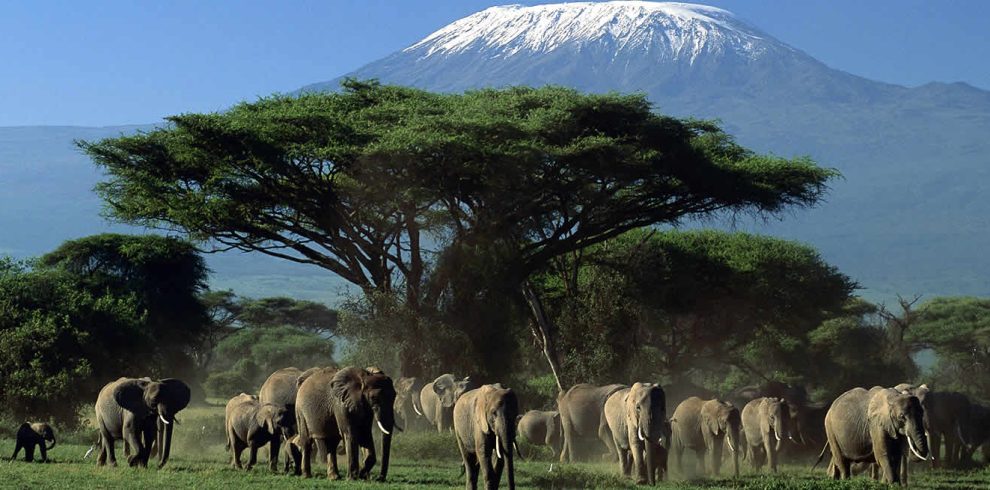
(404, 1, 778, 64)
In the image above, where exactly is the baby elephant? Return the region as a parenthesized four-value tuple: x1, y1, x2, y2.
(225, 393, 293, 471)
(516, 410, 562, 458)
(10, 422, 56, 462)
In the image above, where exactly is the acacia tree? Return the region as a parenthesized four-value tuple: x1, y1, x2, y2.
(82, 81, 836, 386)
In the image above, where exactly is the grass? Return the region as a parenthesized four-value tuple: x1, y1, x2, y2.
(2, 403, 988, 489)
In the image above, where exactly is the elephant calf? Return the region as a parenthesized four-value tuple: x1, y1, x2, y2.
(225, 393, 293, 471)
(10, 422, 56, 462)
(741, 397, 791, 473)
(454, 383, 520, 490)
(516, 410, 562, 458)
(421, 374, 474, 433)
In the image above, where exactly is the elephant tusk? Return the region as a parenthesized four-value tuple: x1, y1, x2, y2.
(907, 435, 927, 461)
(412, 402, 423, 416)
(160, 414, 170, 425)
(638, 426, 645, 442)
(495, 436, 503, 460)
(726, 437, 735, 453)
(775, 432, 782, 442)
(377, 420, 391, 435)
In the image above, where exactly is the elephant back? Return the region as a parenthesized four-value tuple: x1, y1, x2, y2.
(259, 367, 303, 407)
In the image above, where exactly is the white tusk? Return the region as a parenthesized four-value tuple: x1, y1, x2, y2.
(377, 420, 391, 435)
(413, 403, 423, 416)
(907, 435, 927, 461)
(160, 414, 170, 425)
(658, 435, 663, 445)
(726, 437, 735, 453)
(548, 463, 554, 473)
(495, 436, 503, 459)
(775, 432, 782, 442)
(638, 426, 645, 441)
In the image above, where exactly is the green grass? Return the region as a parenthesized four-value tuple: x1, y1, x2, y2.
(2, 402, 988, 489)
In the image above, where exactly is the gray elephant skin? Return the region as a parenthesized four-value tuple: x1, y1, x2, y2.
(516, 410, 562, 458)
(10, 422, 56, 462)
(421, 374, 473, 433)
(224, 393, 293, 471)
(296, 366, 396, 481)
(602, 382, 667, 484)
(670, 396, 741, 477)
(962, 403, 990, 464)
(259, 366, 304, 471)
(395, 376, 426, 431)
(94, 377, 190, 468)
(454, 383, 519, 490)
(823, 386, 929, 484)
(741, 397, 790, 473)
(557, 383, 626, 463)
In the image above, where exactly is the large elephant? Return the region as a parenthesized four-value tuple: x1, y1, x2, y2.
(395, 377, 426, 431)
(259, 367, 304, 471)
(225, 393, 293, 471)
(516, 410, 562, 458)
(94, 377, 190, 468)
(454, 383, 520, 490)
(10, 422, 56, 462)
(296, 366, 396, 481)
(602, 382, 667, 484)
(895, 383, 971, 468)
(670, 397, 741, 477)
(741, 397, 791, 472)
(421, 374, 473, 433)
(823, 386, 929, 484)
(557, 383, 626, 463)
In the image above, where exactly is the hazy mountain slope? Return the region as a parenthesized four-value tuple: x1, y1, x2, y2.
(300, 1, 990, 299)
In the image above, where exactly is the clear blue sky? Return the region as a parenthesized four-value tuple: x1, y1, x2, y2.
(2, 0, 988, 126)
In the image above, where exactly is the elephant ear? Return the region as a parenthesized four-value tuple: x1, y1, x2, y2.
(158, 378, 192, 413)
(114, 379, 151, 415)
(869, 392, 899, 439)
(703, 409, 720, 437)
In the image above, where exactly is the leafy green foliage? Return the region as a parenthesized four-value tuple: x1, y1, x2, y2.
(910, 296, 990, 399)
(0, 234, 210, 427)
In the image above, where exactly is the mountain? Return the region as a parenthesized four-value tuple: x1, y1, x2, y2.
(3, 2, 989, 302)
(299, 1, 990, 300)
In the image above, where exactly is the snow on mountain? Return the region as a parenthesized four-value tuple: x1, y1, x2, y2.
(404, 2, 784, 64)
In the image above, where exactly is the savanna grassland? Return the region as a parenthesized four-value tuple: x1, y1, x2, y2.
(2, 403, 987, 490)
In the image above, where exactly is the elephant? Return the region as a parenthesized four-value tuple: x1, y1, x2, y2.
(283, 434, 304, 475)
(454, 383, 520, 490)
(10, 422, 56, 462)
(395, 376, 426, 431)
(224, 393, 293, 471)
(516, 410, 562, 458)
(823, 386, 929, 484)
(740, 397, 791, 472)
(670, 396, 741, 477)
(94, 377, 190, 468)
(961, 403, 990, 464)
(296, 366, 396, 481)
(557, 383, 626, 463)
(421, 374, 474, 433)
(602, 382, 667, 484)
(259, 366, 304, 471)
(895, 383, 971, 468)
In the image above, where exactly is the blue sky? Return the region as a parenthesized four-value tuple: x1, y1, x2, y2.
(2, 0, 988, 126)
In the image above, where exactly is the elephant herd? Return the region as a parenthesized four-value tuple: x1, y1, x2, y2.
(6, 369, 990, 489)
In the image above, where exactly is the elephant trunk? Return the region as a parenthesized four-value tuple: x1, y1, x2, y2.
(774, 418, 785, 453)
(374, 406, 395, 481)
(46, 435, 56, 451)
(498, 424, 515, 490)
(906, 418, 930, 462)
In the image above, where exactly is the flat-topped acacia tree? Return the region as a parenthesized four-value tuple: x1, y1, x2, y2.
(80, 80, 837, 387)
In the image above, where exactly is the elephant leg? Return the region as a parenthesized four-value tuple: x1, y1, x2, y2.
(344, 435, 360, 479)
(233, 439, 246, 469)
(300, 437, 313, 478)
(268, 436, 280, 472)
(123, 428, 144, 467)
(480, 450, 497, 490)
(247, 443, 259, 470)
(39, 443, 47, 463)
(10, 440, 22, 461)
(359, 444, 376, 480)
(765, 439, 777, 473)
(465, 454, 480, 490)
(492, 453, 505, 490)
(559, 412, 573, 463)
(930, 432, 942, 467)
(314, 438, 339, 480)
(629, 446, 644, 483)
(24, 445, 34, 463)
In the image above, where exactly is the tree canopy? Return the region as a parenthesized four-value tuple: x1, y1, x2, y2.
(81, 80, 838, 383)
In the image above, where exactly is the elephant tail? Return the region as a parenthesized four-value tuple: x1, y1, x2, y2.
(811, 441, 829, 470)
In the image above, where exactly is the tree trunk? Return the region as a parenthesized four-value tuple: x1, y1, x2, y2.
(521, 281, 564, 392)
